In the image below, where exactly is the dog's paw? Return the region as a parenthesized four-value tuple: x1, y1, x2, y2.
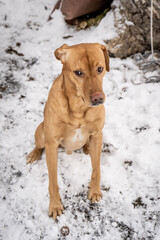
(26, 148, 43, 164)
(88, 189, 102, 203)
(49, 198, 64, 220)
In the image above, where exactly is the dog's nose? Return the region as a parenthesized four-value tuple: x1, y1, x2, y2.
(91, 92, 104, 106)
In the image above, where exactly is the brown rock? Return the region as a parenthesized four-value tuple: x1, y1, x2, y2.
(105, 0, 160, 58)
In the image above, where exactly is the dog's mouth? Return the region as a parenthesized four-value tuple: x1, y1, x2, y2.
(81, 97, 104, 107)
(90, 99, 104, 107)
(81, 97, 85, 102)
(81, 93, 105, 107)
(91, 100, 104, 106)
(90, 92, 105, 107)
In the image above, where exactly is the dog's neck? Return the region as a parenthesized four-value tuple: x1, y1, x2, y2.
(62, 74, 89, 119)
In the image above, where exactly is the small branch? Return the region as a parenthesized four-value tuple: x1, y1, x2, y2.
(5, 46, 24, 57)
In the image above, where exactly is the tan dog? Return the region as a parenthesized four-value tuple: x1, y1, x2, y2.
(27, 43, 109, 220)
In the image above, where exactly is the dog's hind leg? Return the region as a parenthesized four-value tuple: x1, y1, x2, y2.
(26, 122, 45, 164)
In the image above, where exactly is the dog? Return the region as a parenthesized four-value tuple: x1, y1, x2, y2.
(27, 43, 109, 220)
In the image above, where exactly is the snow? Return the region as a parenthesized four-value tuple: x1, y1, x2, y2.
(0, 0, 160, 239)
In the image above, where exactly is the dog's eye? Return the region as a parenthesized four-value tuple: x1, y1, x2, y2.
(74, 71, 83, 77)
(97, 67, 103, 73)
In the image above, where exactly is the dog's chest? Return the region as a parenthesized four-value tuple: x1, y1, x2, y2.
(61, 126, 89, 154)
(72, 128, 83, 142)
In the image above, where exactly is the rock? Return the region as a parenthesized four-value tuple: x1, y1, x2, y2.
(105, 0, 160, 58)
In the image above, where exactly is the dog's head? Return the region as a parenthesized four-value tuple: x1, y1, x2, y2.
(55, 43, 109, 107)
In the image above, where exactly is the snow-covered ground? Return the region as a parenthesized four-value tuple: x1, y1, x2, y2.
(0, 0, 160, 239)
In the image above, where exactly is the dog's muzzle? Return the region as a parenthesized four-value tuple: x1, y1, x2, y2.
(91, 92, 104, 106)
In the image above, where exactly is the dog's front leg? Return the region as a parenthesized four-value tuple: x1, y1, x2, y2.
(88, 132, 103, 203)
(45, 141, 64, 220)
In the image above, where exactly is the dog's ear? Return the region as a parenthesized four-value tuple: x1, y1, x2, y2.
(99, 44, 110, 72)
(54, 44, 69, 64)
